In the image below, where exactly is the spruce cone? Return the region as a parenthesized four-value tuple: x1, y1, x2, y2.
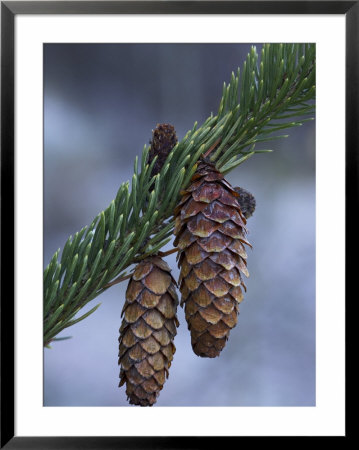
(118, 256, 179, 406)
(174, 160, 251, 358)
(148, 124, 178, 176)
(234, 187, 256, 219)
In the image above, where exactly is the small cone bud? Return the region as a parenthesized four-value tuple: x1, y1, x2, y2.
(118, 256, 179, 406)
(174, 160, 251, 358)
(234, 187, 256, 219)
(148, 124, 178, 176)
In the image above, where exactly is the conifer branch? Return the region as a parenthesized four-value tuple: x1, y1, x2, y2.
(44, 43, 315, 346)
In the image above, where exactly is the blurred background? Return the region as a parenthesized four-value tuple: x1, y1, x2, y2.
(44, 43, 315, 407)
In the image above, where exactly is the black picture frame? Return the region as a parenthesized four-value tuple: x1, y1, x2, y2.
(1, 1, 355, 447)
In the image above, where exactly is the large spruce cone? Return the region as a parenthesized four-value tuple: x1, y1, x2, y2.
(174, 160, 251, 358)
(118, 256, 179, 406)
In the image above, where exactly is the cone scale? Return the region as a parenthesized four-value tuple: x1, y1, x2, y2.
(118, 256, 179, 406)
(174, 160, 251, 358)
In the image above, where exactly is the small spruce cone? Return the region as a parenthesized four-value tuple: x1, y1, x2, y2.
(118, 256, 179, 406)
(234, 187, 256, 219)
(174, 160, 251, 358)
(148, 123, 178, 176)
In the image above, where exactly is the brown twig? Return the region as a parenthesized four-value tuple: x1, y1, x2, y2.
(103, 273, 132, 289)
(158, 247, 179, 257)
(202, 138, 222, 159)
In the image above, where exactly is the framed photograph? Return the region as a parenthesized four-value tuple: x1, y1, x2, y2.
(1, 1, 355, 447)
